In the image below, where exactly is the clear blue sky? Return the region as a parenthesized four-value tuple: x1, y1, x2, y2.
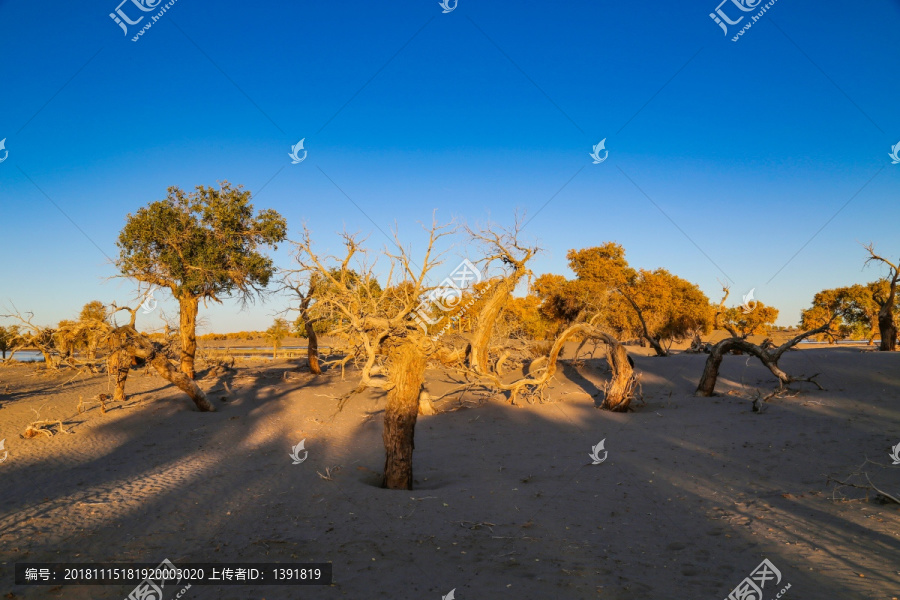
(1, 1, 898, 332)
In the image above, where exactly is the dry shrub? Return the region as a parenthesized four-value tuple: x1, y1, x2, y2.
(529, 340, 553, 357)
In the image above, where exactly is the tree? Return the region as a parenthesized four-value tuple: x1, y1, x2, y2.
(292, 218, 636, 490)
(719, 303, 779, 338)
(292, 222, 456, 490)
(116, 181, 287, 378)
(0, 325, 22, 361)
(800, 284, 883, 343)
(566, 244, 713, 355)
(55, 301, 111, 362)
(864, 244, 900, 351)
(0, 309, 59, 369)
(695, 323, 831, 396)
(104, 305, 214, 411)
(265, 318, 290, 359)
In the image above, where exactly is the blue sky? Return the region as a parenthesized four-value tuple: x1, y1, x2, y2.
(1, 0, 898, 332)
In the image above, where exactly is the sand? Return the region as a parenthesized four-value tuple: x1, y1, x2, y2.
(0, 345, 898, 599)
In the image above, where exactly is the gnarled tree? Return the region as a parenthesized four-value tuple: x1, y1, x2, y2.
(863, 244, 900, 351)
(695, 323, 832, 396)
(116, 181, 287, 378)
(292, 221, 456, 490)
(105, 305, 214, 411)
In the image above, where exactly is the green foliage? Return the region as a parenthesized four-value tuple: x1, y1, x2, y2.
(116, 181, 287, 302)
(800, 281, 894, 341)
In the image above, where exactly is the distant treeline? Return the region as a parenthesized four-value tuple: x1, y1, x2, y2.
(197, 331, 307, 341)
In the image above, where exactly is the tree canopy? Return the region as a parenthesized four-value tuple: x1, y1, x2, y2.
(116, 181, 287, 377)
(116, 181, 287, 303)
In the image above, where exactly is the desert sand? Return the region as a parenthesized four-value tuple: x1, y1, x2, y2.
(0, 344, 898, 599)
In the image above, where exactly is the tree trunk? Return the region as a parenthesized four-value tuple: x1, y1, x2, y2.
(498, 323, 634, 410)
(878, 304, 896, 351)
(695, 341, 729, 397)
(694, 324, 830, 396)
(601, 341, 634, 411)
(645, 335, 667, 357)
(147, 352, 215, 411)
(696, 338, 793, 396)
(621, 292, 667, 356)
(110, 325, 215, 412)
(302, 315, 321, 374)
(469, 276, 514, 374)
(382, 343, 426, 490)
(179, 296, 200, 378)
(39, 348, 56, 369)
(110, 349, 132, 402)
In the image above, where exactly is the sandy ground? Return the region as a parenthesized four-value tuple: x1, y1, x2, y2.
(0, 345, 899, 599)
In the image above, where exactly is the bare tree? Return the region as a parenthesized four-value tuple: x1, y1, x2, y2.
(292, 220, 455, 490)
(863, 244, 900, 351)
(1, 308, 60, 369)
(292, 217, 638, 489)
(283, 273, 323, 374)
(464, 218, 538, 374)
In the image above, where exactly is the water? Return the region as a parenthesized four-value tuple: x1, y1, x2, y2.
(5, 350, 44, 362)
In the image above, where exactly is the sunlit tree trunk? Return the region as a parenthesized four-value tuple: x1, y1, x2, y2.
(877, 303, 897, 351)
(109, 349, 132, 402)
(382, 342, 426, 490)
(179, 296, 200, 378)
(110, 326, 214, 411)
(695, 324, 830, 396)
(301, 314, 321, 374)
(601, 341, 634, 411)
